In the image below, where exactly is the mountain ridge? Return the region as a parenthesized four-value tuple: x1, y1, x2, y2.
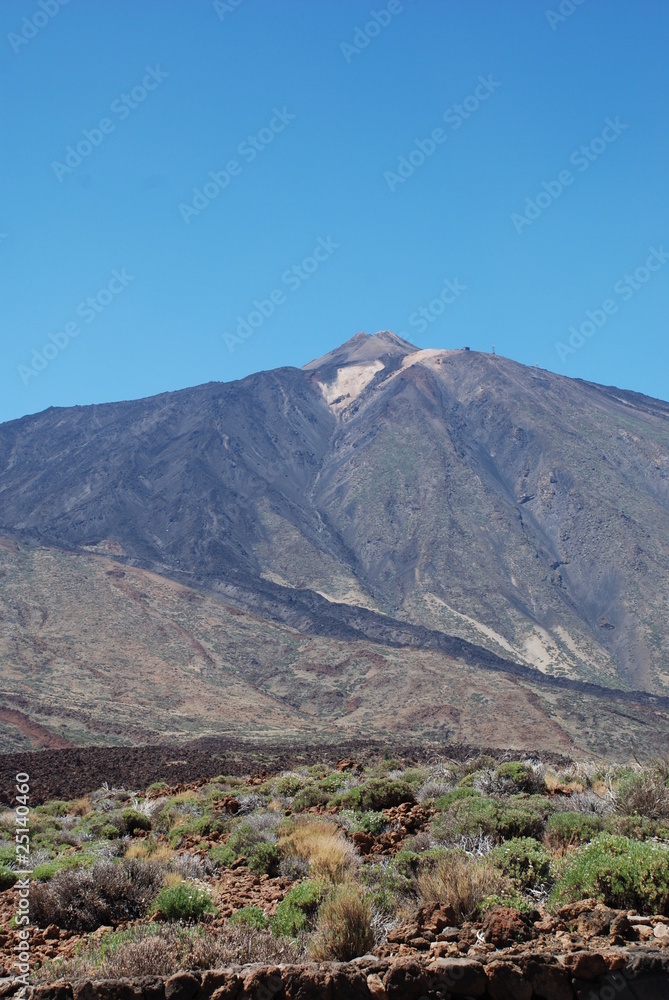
(1, 333, 668, 751)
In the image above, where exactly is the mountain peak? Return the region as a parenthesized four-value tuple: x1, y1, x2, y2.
(303, 331, 417, 372)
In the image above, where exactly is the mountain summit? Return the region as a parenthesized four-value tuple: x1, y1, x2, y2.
(1, 334, 669, 749)
(303, 330, 417, 371)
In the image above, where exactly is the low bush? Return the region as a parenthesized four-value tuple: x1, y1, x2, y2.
(248, 842, 281, 876)
(275, 774, 303, 797)
(208, 844, 236, 868)
(229, 905, 268, 930)
(33, 922, 304, 981)
(292, 784, 330, 812)
(150, 881, 216, 922)
(334, 777, 415, 812)
(309, 883, 374, 961)
(30, 859, 165, 930)
(545, 811, 603, 848)
(433, 794, 547, 843)
(270, 880, 324, 937)
(550, 834, 669, 914)
(0, 864, 17, 890)
(489, 837, 551, 888)
(121, 809, 151, 835)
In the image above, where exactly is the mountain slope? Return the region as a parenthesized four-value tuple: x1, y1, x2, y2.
(1, 333, 668, 705)
(2, 539, 668, 758)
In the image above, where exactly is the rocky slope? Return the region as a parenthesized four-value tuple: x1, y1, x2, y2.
(1, 333, 668, 748)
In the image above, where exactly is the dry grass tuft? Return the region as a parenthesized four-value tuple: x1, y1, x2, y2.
(417, 853, 506, 922)
(280, 819, 358, 884)
(309, 882, 375, 961)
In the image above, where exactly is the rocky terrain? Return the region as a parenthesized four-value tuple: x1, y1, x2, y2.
(1, 333, 669, 751)
(1, 753, 668, 996)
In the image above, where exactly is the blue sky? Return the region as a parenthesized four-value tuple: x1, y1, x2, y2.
(1, 0, 668, 424)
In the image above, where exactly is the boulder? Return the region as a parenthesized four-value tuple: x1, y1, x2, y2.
(485, 960, 532, 1000)
(482, 906, 530, 947)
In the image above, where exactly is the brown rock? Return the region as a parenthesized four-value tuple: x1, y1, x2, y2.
(427, 957, 487, 996)
(365, 973, 386, 999)
(524, 960, 573, 1000)
(482, 906, 530, 948)
(485, 961, 532, 1000)
(164, 973, 199, 1000)
(73, 981, 143, 1000)
(241, 968, 283, 1000)
(43, 924, 61, 941)
(576, 905, 618, 939)
(610, 913, 632, 939)
(135, 977, 164, 1000)
(655, 923, 669, 943)
(559, 950, 609, 980)
(557, 899, 600, 923)
(382, 958, 428, 999)
(407, 936, 431, 950)
(33, 985, 73, 1000)
(351, 831, 374, 855)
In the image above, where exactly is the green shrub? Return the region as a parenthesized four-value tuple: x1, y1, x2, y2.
(360, 860, 413, 916)
(226, 822, 264, 858)
(604, 813, 669, 841)
(276, 775, 304, 797)
(0, 864, 17, 890)
(434, 794, 547, 843)
(40, 801, 69, 817)
(229, 905, 268, 930)
(342, 810, 387, 836)
(100, 823, 121, 841)
(292, 784, 330, 812)
(208, 844, 236, 867)
(495, 761, 536, 792)
(490, 837, 551, 888)
(334, 778, 414, 812)
(550, 834, 669, 914)
(270, 880, 324, 937)
(121, 809, 151, 835)
(399, 768, 427, 787)
(319, 773, 347, 794)
(150, 882, 216, 922)
(546, 812, 603, 848)
(146, 782, 168, 793)
(249, 842, 281, 876)
(32, 855, 94, 881)
(434, 787, 479, 810)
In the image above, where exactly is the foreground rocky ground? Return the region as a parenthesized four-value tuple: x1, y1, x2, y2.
(1, 751, 668, 997)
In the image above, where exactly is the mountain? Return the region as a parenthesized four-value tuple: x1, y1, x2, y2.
(1, 333, 668, 752)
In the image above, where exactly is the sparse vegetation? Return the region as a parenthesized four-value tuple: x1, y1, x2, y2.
(6, 752, 669, 980)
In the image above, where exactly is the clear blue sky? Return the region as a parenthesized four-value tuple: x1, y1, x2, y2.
(1, 0, 668, 424)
